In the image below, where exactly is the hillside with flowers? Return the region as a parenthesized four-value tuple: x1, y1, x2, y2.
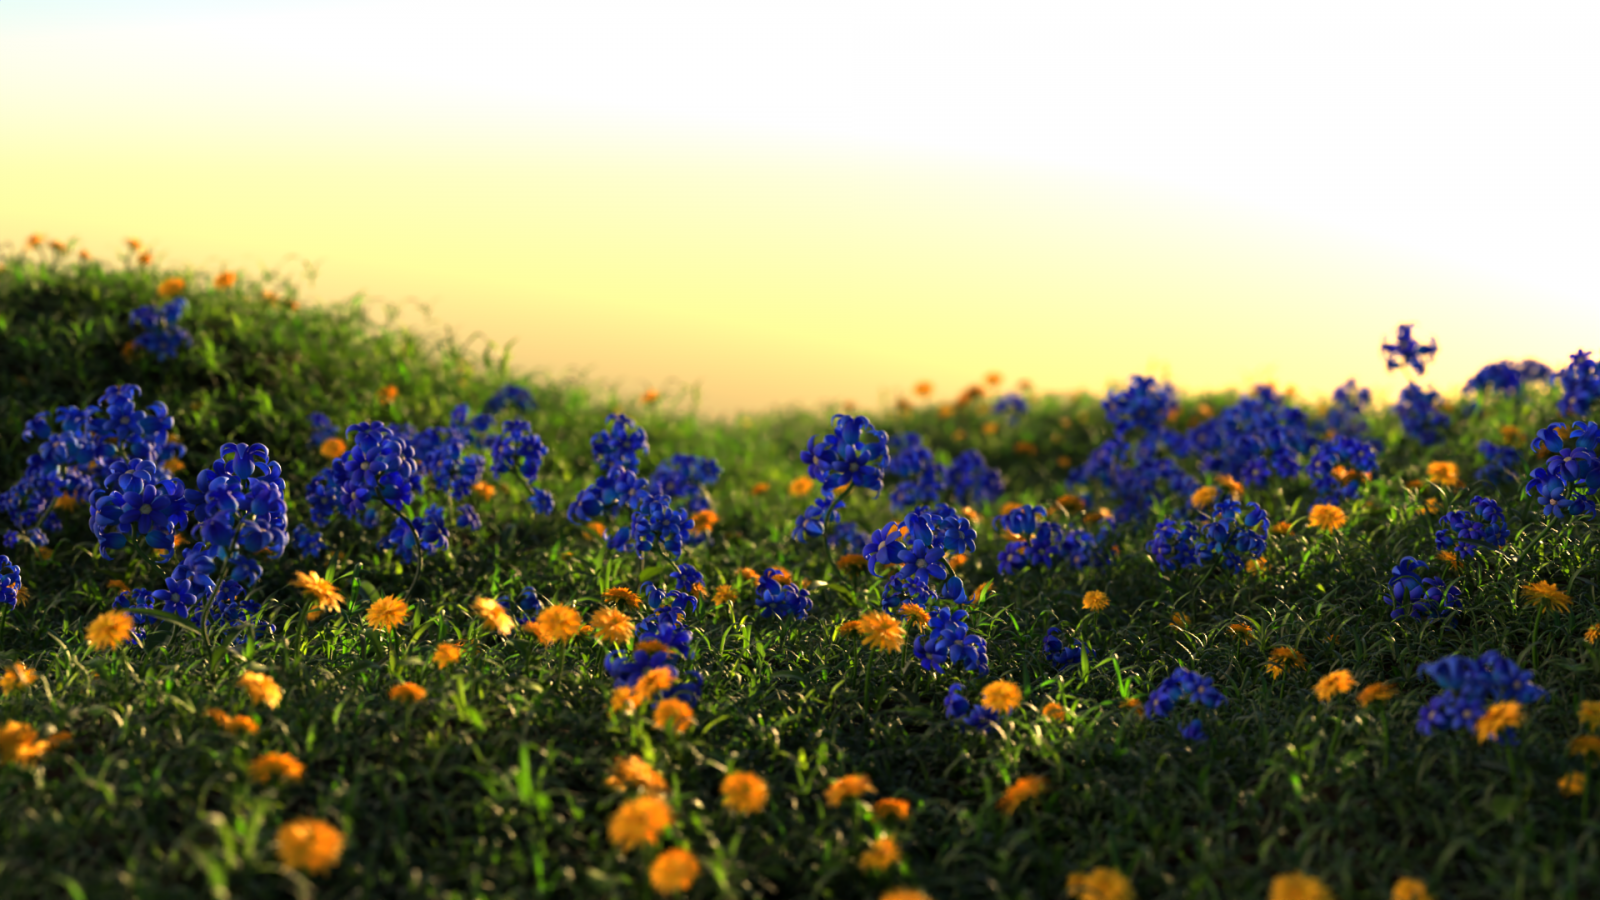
(2, 236, 1599, 899)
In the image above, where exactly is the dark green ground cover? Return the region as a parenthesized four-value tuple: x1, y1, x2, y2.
(0, 245, 1597, 899)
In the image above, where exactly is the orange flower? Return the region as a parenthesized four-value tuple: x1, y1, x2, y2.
(1357, 682, 1399, 707)
(249, 751, 306, 784)
(979, 680, 1022, 714)
(590, 607, 635, 643)
(1587, 623, 1600, 645)
(0, 721, 53, 765)
(857, 834, 902, 873)
(750, 481, 771, 496)
(1475, 699, 1524, 744)
(1081, 590, 1109, 611)
(872, 797, 912, 822)
(719, 770, 770, 815)
(1267, 646, 1307, 671)
(474, 597, 516, 636)
(1567, 735, 1600, 758)
(1267, 871, 1333, 900)
(26, 234, 43, 248)
(996, 774, 1048, 815)
(157, 277, 186, 298)
(137, 251, 153, 266)
(1065, 866, 1136, 900)
(1227, 622, 1255, 640)
(652, 697, 696, 734)
(1389, 876, 1434, 900)
(238, 671, 284, 709)
(433, 642, 462, 669)
(824, 773, 878, 808)
(318, 436, 348, 459)
(291, 570, 344, 613)
(0, 662, 38, 696)
(648, 847, 701, 896)
(365, 595, 409, 631)
(897, 603, 930, 631)
(1426, 460, 1461, 489)
(1041, 701, 1066, 722)
(690, 509, 718, 535)
(767, 567, 792, 585)
(1014, 440, 1038, 456)
(106, 578, 131, 594)
(215, 270, 237, 288)
(1558, 771, 1588, 798)
(377, 384, 399, 405)
(840, 611, 906, 653)
(788, 476, 816, 497)
(1313, 670, 1358, 702)
(708, 584, 737, 606)
(914, 381, 934, 396)
(606, 754, 669, 793)
(641, 389, 661, 405)
(389, 682, 427, 704)
(1215, 473, 1244, 498)
(205, 708, 259, 735)
(1271, 520, 1295, 535)
(1189, 485, 1219, 509)
(125, 238, 142, 251)
(837, 553, 869, 573)
(603, 586, 642, 609)
(1520, 581, 1571, 614)
(1308, 504, 1347, 531)
(607, 794, 673, 852)
(85, 610, 135, 650)
(275, 817, 346, 876)
(1580, 700, 1600, 731)
(1170, 611, 1191, 629)
(528, 604, 588, 644)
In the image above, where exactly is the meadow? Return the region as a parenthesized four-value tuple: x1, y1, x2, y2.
(1, 236, 1598, 900)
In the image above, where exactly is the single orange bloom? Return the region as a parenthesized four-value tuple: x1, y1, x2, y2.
(914, 381, 933, 396)
(979, 680, 1022, 714)
(470, 480, 496, 501)
(125, 238, 142, 251)
(0, 721, 53, 765)
(377, 384, 399, 405)
(473, 597, 516, 636)
(1081, 590, 1109, 611)
(1308, 504, 1347, 531)
(106, 578, 131, 594)
(1558, 771, 1588, 798)
(318, 436, 348, 460)
(689, 508, 718, 536)
(1475, 700, 1524, 744)
(840, 611, 906, 653)
(206, 707, 259, 735)
(1426, 460, 1462, 489)
(365, 595, 409, 631)
(529, 605, 588, 644)
(26, 234, 43, 248)
(1056, 494, 1086, 513)
(249, 751, 306, 784)
(788, 476, 816, 497)
(641, 389, 661, 405)
(389, 682, 427, 704)
(433, 642, 462, 669)
(767, 567, 792, 585)
(1041, 701, 1066, 722)
(719, 770, 770, 815)
(590, 607, 635, 643)
(873, 797, 912, 821)
(275, 817, 346, 876)
(1014, 440, 1038, 456)
(604, 586, 642, 608)
(606, 794, 673, 852)
(652, 697, 696, 734)
(606, 754, 669, 793)
(897, 603, 930, 630)
(137, 251, 153, 266)
(0, 662, 38, 696)
(1520, 581, 1572, 614)
(1313, 670, 1358, 702)
(215, 270, 238, 288)
(996, 774, 1049, 816)
(750, 481, 771, 496)
(1357, 682, 1399, 707)
(837, 553, 868, 573)
(1189, 485, 1219, 509)
(157, 277, 186, 298)
(823, 773, 878, 807)
(86, 610, 136, 650)
(238, 671, 284, 709)
(710, 584, 738, 605)
(1271, 520, 1295, 535)
(857, 834, 902, 873)
(1215, 473, 1245, 498)
(648, 847, 701, 895)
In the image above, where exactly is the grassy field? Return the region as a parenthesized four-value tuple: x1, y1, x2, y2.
(1, 238, 1597, 900)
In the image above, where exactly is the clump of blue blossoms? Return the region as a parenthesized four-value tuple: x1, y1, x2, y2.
(801, 414, 889, 493)
(1556, 350, 1600, 417)
(864, 504, 977, 610)
(884, 432, 946, 511)
(993, 505, 1102, 576)
(913, 606, 989, 676)
(1074, 377, 1195, 521)
(591, 413, 650, 469)
(1386, 557, 1463, 620)
(1144, 667, 1226, 742)
(946, 449, 1004, 506)
(1042, 627, 1092, 672)
(943, 682, 999, 730)
(1145, 498, 1269, 573)
(129, 297, 193, 361)
(1185, 386, 1312, 487)
(566, 415, 702, 562)
(1464, 360, 1551, 395)
(1435, 496, 1509, 559)
(490, 419, 554, 514)
(1323, 380, 1373, 437)
(992, 393, 1027, 422)
(1104, 375, 1177, 436)
(307, 412, 342, 450)
(0, 555, 21, 609)
(302, 421, 424, 550)
(1416, 649, 1545, 740)
(1475, 440, 1521, 484)
(1524, 421, 1600, 518)
(1306, 434, 1380, 504)
(650, 454, 722, 513)
(1396, 384, 1450, 446)
(754, 567, 813, 620)
(483, 384, 536, 415)
(1383, 324, 1437, 375)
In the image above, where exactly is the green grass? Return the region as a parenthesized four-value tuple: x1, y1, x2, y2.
(1, 245, 1598, 899)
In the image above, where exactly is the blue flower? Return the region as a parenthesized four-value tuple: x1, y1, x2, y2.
(567, 465, 646, 523)
(307, 412, 341, 449)
(292, 524, 325, 558)
(1523, 420, 1600, 517)
(491, 420, 551, 483)
(1386, 556, 1462, 620)
(89, 458, 192, 557)
(483, 384, 536, 415)
(649, 454, 722, 511)
(1144, 667, 1226, 719)
(947, 449, 1004, 506)
(129, 297, 193, 361)
(800, 414, 889, 493)
(1071, 432, 1195, 522)
(1434, 496, 1508, 559)
(1466, 360, 1551, 395)
(1306, 435, 1380, 504)
(1323, 380, 1372, 437)
(608, 492, 694, 559)
(1178, 719, 1208, 743)
(456, 504, 482, 531)
(943, 682, 1000, 730)
(1557, 351, 1600, 417)
(1396, 383, 1450, 446)
(1042, 627, 1092, 671)
(1103, 376, 1177, 437)
(1415, 649, 1545, 738)
(590, 414, 649, 470)
(1382, 324, 1437, 375)
(1185, 386, 1312, 487)
(792, 495, 844, 543)
(912, 606, 989, 676)
(993, 393, 1027, 420)
(1475, 440, 1520, 484)
(603, 649, 704, 707)
(753, 568, 813, 620)
(995, 506, 1103, 576)
(0, 555, 20, 609)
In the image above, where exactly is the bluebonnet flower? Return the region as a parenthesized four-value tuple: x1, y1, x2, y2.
(489, 419, 554, 512)
(912, 606, 989, 676)
(1071, 432, 1196, 522)
(800, 414, 889, 493)
(1465, 360, 1551, 395)
(307, 412, 341, 449)
(383, 504, 450, 563)
(649, 454, 722, 512)
(993, 393, 1027, 421)
(607, 492, 694, 559)
(0, 555, 20, 608)
(1435, 496, 1509, 559)
(1323, 380, 1372, 437)
(1475, 440, 1520, 484)
(340, 421, 424, 512)
(1383, 324, 1437, 375)
(1386, 556, 1463, 620)
(885, 433, 946, 511)
(1042, 627, 1092, 671)
(1144, 667, 1226, 719)
(1145, 517, 1199, 571)
(292, 524, 325, 558)
(483, 384, 536, 415)
(90, 458, 192, 556)
(1524, 421, 1600, 517)
(994, 506, 1102, 576)
(943, 682, 1000, 730)
(1416, 649, 1545, 739)
(1146, 499, 1268, 573)
(129, 297, 193, 361)
(1306, 435, 1380, 504)
(112, 587, 162, 626)
(1185, 386, 1312, 487)
(864, 505, 976, 607)
(590, 414, 649, 470)
(1103, 376, 1177, 437)
(1178, 719, 1208, 742)
(947, 449, 1004, 505)
(567, 465, 647, 523)
(187, 442, 289, 557)
(1396, 383, 1450, 445)
(791, 494, 844, 543)
(753, 567, 813, 620)
(829, 520, 867, 555)
(1557, 351, 1600, 417)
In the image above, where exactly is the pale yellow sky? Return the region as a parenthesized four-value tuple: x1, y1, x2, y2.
(4, 2, 1596, 415)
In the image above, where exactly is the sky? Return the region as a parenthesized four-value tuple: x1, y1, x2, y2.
(3, 1, 1598, 415)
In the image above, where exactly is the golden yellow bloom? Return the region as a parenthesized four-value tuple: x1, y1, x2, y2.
(206, 708, 259, 735)
(750, 481, 771, 496)
(0, 662, 38, 696)
(1434, 550, 1460, 570)
(377, 384, 399, 405)
(1227, 622, 1255, 640)
(1389, 875, 1433, 900)
(898, 603, 930, 631)
(1170, 611, 1191, 629)
(215, 270, 237, 289)
(873, 797, 912, 821)
(603, 586, 642, 609)
(1426, 460, 1461, 488)
(365, 595, 409, 631)
(1264, 663, 1285, 680)
(840, 611, 906, 653)
(1558, 771, 1588, 798)
(690, 509, 718, 536)
(824, 772, 878, 807)
(1307, 504, 1347, 531)
(710, 584, 738, 606)
(1579, 700, 1600, 731)
(85, 610, 135, 651)
(137, 250, 153, 266)
(1567, 734, 1600, 758)
(1271, 520, 1295, 535)
(1189, 485, 1218, 509)
(589, 607, 635, 644)
(996, 774, 1048, 816)
(1358, 682, 1399, 708)
(1267, 871, 1334, 900)
(1520, 581, 1571, 614)
(238, 671, 284, 709)
(719, 770, 770, 815)
(1041, 701, 1066, 722)
(290, 570, 344, 613)
(0, 721, 53, 765)
(1475, 700, 1524, 744)
(275, 817, 346, 876)
(607, 794, 673, 852)
(1056, 494, 1087, 513)
(388, 682, 427, 704)
(979, 680, 1023, 714)
(1587, 623, 1600, 644)
(606, 754, 669, 794)
(633, 667, 677, 702)
(473, 597, 515, 636)
(249, 751, 306, 784)
(652, 698, 696, 735)
(648, 847, 700, 896)
(880, 889, 934, 900)
(857, 834, 902, 873)
(1081, 590, 1109, 611)
(787, 476, 816, 497)
(433, 642, 462, 669)
(530, 604, 588, 644)
(1122, 696, 1144, 718)
(1313, 670, 1358, 702)
(157, 277, 186, 298)
(1065, 865, 1136, 900)
(1268, 646, 1307, 671)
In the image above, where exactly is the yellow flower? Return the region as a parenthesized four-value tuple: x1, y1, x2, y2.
(652, 698, 696, 735)
(1558, 771, 1588, 798)
(317, 436, 348, 460)
(979, 680, 1022, 714)
(1227, 622, 1255, 640)
(1268, 647, 1306, 672)
(1065, 865, 1136, 900)
(1425, 460, 1461, 488)
(607, 794, 673, 852)
(377, 384, 399, 405)
(873, 797, 912, 822)
(1475, 699, 1524, 744)
(897, 603, 931, 631)
(690, 509, 718, 536)
(857, 834, 902, 873)
(0, 661, 38, 696)
(1313, 670, 1358, 702)
(365, 595, 409, 631)
(824, 772, 878, 807)
(1520, 581, 1571, 614)
(290, 570, 344, 613)
(604, 587, 642, 609)
(840, 611, 906, 653)
(588, 607, 635, 644)
(1357, 682, 1399, 708)
(1579, 700, 1600, 731)
(238, 671, 283, 709)
(995, 774, 1048, 816)
(249, 751, 306, 784)
(433, 642, 462, 669)
(1216, 473, 1244, 498)
(719, 770, 770, 815)
(1122, 696, 1145, 718)
(106, 578, 131, 594)
(529, 604, 588, 644)
(0, 721, 53, 765)
(648, 847, 701, 896)
(787, 476, 816, 497)
(1307, 504, 1347, 531)
(1389, 875, 1433, 900)
(206, 708, 259, 735)
(473, 597, 516, 636)
(157, 277, 186, 298)
(1081, 590, 1109, 611)
(1189, 485, 1218, 509)
(606, 754, 669, 793)
(880, 889, 934, 900)
(85, 610, 135, 651)
(1586, 624, 1600, 644)
(1568, 734, 1600, 758)
(1271, 520, 1295, 535)
(388, 682, 427, 704)
(710, 584, 738, 606)
(1041, 701, 1066, 722)
(275, 817, 346, 876)
(1267, 871, 1334, 900)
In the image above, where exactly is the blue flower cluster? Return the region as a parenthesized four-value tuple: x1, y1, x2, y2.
(591, 413, 650, 470)
(1383, 324, 1437, 375)
(129, 297, 193, 361)
(1525, 421, 1600, 518)
(604, 582, 704, 708)
(568, 416, 707, 560)
(1042, 626, 1092, 671)
(90, 458, 192, 556)
(791, 494, 844, 543)
(1386, 557, 1462, 620)
(1475, 440, 1520, 484)
(912, 606, 989, 676)
(1306, 435, 1380, 504)
(1396, 384, 1450, 446)
(1144, 667, 1226, 742)
(864, 505, 977, 609)
(1434, 496, 1509, 559)
(993, 393, 1027, 421)
(1465, 360, 1551, 395)
(1145, 499, 1269, 573)
(1185, 386, 1311, 487)
(1557, 351, 1600, 417)
(754, 567, 813, 620)
(885, 433, 945, 511)
(0, 555, 20, 609)
(942, 682, 999, 730)
(490, 419, 554, 513)
(611, 492, 696, 559)
(1103, 376, 1177, 437)
(637, 583, 699, 656)
(800, 414, 889, 494)
(649, 454, 722, 513)
(1416, 649, 1545, 739)
(993, 505, 1102, 576)
(603, 649, 705, 708)
(946, 449, 1005, 506)
(1323, 380, 1372, 437)
(483, 384, 536, 415)
(1072, 432, 1195, 523)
